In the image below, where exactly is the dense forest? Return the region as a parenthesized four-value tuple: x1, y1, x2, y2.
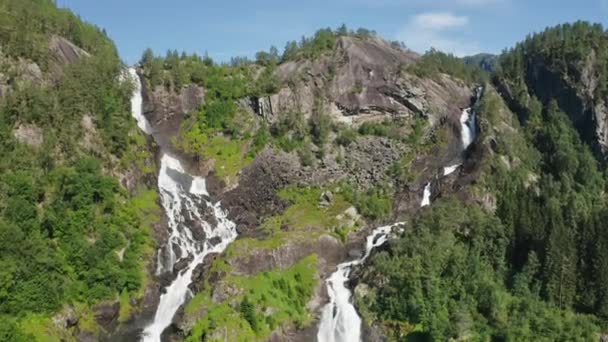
(0, 0, 157, 340)
(359, 22, 608, 341)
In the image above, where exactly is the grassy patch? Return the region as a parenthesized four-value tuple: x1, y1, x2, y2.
(340, 183, 393, 220)
(185, 255, 319, 341)
(219, 185, 358, 275)
(118, 289, 133, 323)
(19, 314, 72, 342)
(262, 186, 352, 234)
(202, 136, 254, 182)
(72, 303, 100, 334)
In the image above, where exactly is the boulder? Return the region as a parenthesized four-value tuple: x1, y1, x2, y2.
(48, 35, 90, 80)
(319, 190, 333, 207)
(13, 123, 43, 147)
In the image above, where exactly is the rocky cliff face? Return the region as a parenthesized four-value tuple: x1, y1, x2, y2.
(141, 80, 205, 149)
(254, 36, 471, 127)
(140, 34, 484, 342)
(496, 43, 608, 159)
(2, 34, 88, 145)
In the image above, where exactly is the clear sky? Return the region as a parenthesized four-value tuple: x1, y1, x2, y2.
(57, 0, 608, 64)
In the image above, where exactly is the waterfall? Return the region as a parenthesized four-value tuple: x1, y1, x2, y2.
(127, 68, 238, 342)
(460, 108, 476, 150)
(128, 68, 152, 134)
(142, 156, 237, 341)
(460, 86, 483, 151)
(443, 164, 460, 176)
(420, 182, 431, 207)
(317, 223, 403, 342)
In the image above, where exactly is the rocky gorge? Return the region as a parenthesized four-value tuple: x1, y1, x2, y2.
(3, 2, 608, 341)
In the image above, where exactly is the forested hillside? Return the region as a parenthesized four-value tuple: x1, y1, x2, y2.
(357, 22, 608, 341)
(3, 1, 608, 341)
(0, 1, 158, 340)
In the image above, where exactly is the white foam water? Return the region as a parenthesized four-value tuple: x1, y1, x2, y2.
(317, 223, 403, 342)
(443, 164, 461, 176)
(460, 108, 476, 150)
(420, 182, 431, 207)
(128, 68, 237, 342)
(142, 157, 237, 341)
(127, 68, 152, 134)
(460, 86, 483, 151)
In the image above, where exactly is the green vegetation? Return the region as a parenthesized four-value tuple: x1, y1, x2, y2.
(261, 186, 353, 236)
(0, 0, 116, 70)
(407, 48, 489, 84)
(0, 1, 159, 338)
(361, 199, 604, 341)
(142, 49, 278, 182)
(185, 255, 318, 341)
(363, 76, 608, 339)
(281, 24, 377, 62)
(309, 100, 332, 147)
(341, 183, 392, 221)
(498, 21, 608, 104)
(217, 185, 363, 275)
(0, 160, 158, 328)
(139, 24, 382, 179)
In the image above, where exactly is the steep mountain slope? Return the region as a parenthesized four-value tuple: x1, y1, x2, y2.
(137, 23, 608, 341)
(0, 1, 160, 340)
(3, 3, 608, 341)
(497, 21, 608, 158)
(136, 28, 484, 341)
(356, 22, 608, 341)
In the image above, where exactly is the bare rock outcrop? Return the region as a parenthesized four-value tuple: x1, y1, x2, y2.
(141, 82, 205, 148)
(252, 36, 472, 127)
(220, 148, 300, 233)
(48, 35, 90, 80)
(13, 123, 43, 147)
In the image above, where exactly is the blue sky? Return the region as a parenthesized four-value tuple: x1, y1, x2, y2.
(58, 0, 608, 64)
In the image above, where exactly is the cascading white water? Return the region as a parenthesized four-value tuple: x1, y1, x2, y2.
(317, 223, 403, 342)
(443, 164, 461, 176)
(460, 86, 483, 151)
(128, 68, 152, 134)
(127, 68, 238, 342)
(142, 156, 237, 341)
(420, 182, 431, 207)
(460, 107, 476, 150)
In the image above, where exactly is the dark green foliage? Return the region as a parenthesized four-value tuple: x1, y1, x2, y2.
(358, 121, 391, 137)
(0, 0, 116, 70)
(0, 160, 151, 316)
(408, 48, 489, 84)
(0, 1, 153, 334)
(498, 21, 608, 98)
(341, 184, 392, 220)
(335, 128, 358, 146)
(309, 103, 332, 146)
(365, 34, 608, 336)
(250, 122, 270, 156)
(497, 21, 608, 152)
(141, 49, 278, 158)
(255, 46, 279, 66)
(240, 296, 258, 332)
(281, 25, 376, 62)
(363, 199, 603, 340)
(297, 143, 315, 167)
(0, 316, 31, 342)
(357, 120, 404, 141)
(270, 110, 307, 152)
